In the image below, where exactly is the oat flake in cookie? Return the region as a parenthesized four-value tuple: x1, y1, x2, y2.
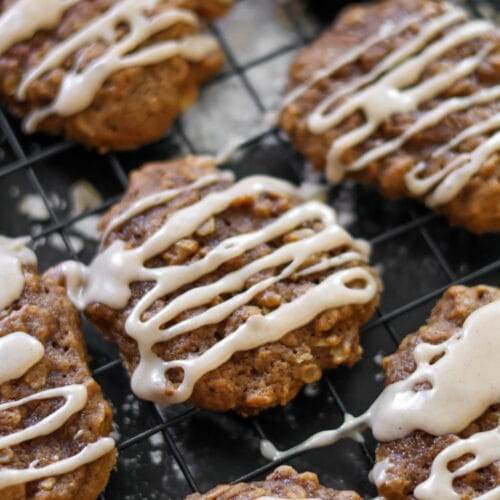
(186, 465, 362, 499)
(0, 0, 232, 151)
(280, 0, 500, 233)
(52, 155, 381, 416)
(0, 236, 116, 500)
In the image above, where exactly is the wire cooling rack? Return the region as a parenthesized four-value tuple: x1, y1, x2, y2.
(0, 1, 499, 498)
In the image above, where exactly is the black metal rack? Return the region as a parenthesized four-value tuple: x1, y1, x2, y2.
(0, 1, 499, 498)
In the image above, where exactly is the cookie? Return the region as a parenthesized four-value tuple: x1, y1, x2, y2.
(280, 0, 500, 233)
(261, 284, 499, 499)
(55, 155, 381, 415)
(373, 285, 499, 499)
(0, 0, 231, 151)
(186, 465, 361, 499)
(0, 237, 116, 500)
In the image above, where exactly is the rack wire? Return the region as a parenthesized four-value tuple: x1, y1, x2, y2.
(0, 0, 499, 498)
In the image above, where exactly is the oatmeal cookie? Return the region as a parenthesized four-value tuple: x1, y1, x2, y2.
(374, 285, 500, 499)
(0, 0, 232, 151)
(65, 155, 381, 415)
(186, 465, 361, 500)
(280, 0, 500, 233)
(0, 239, 116, 500)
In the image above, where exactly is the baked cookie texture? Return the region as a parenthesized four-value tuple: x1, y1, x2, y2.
(81, 155, 381, 415)
(375, 285, 500, 499)
(0, 261, 116, 498)
(280, 0, 500, 233)
(0, 0, 231, 151)
(186, 465, 362, 500)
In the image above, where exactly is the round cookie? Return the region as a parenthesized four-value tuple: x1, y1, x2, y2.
(0, 0, 232, 151)
(374, 285, 500, 499)
(57, 155, 381, 415)
(0, 238, 116, 500)
(280, 0, 500, 233)
(186, 465, 361, 500)
(254, 283, 499, 497)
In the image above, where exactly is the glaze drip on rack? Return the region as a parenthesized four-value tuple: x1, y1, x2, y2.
(285, 2, 500, 206)
(261, 300, 500, 500)
(0, 239, 114, 490)
(0, 0, 219, 131)
(60, 172, 378, 404)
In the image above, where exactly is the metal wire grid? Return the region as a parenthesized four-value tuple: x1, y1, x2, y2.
(0, 0, 499, 498)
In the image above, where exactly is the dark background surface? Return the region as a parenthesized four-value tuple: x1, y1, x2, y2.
(0, 0, 499, 498)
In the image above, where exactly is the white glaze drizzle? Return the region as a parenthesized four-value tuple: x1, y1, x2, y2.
(0, 0, 79, 55)
(411, 128, 500, 207)
(368, 458, 392, 489)
(59, 174, 378, 404)
(261, 300, 500, 499)
(286, 3, 500, 206)
(281, 10, 436, 108)
(0, 0, 219, 131)
(0, 331, 114, 490)
(0, 384, 88, 449)
(0, 236, 36, 311)
(0, 438, 115, 490)
(305, 6, 466, 135)
(101, 170, 234, 240)
(320, 21, 494, 180)
(0, 332, 44, 385)
(414, 427, 500, 500)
